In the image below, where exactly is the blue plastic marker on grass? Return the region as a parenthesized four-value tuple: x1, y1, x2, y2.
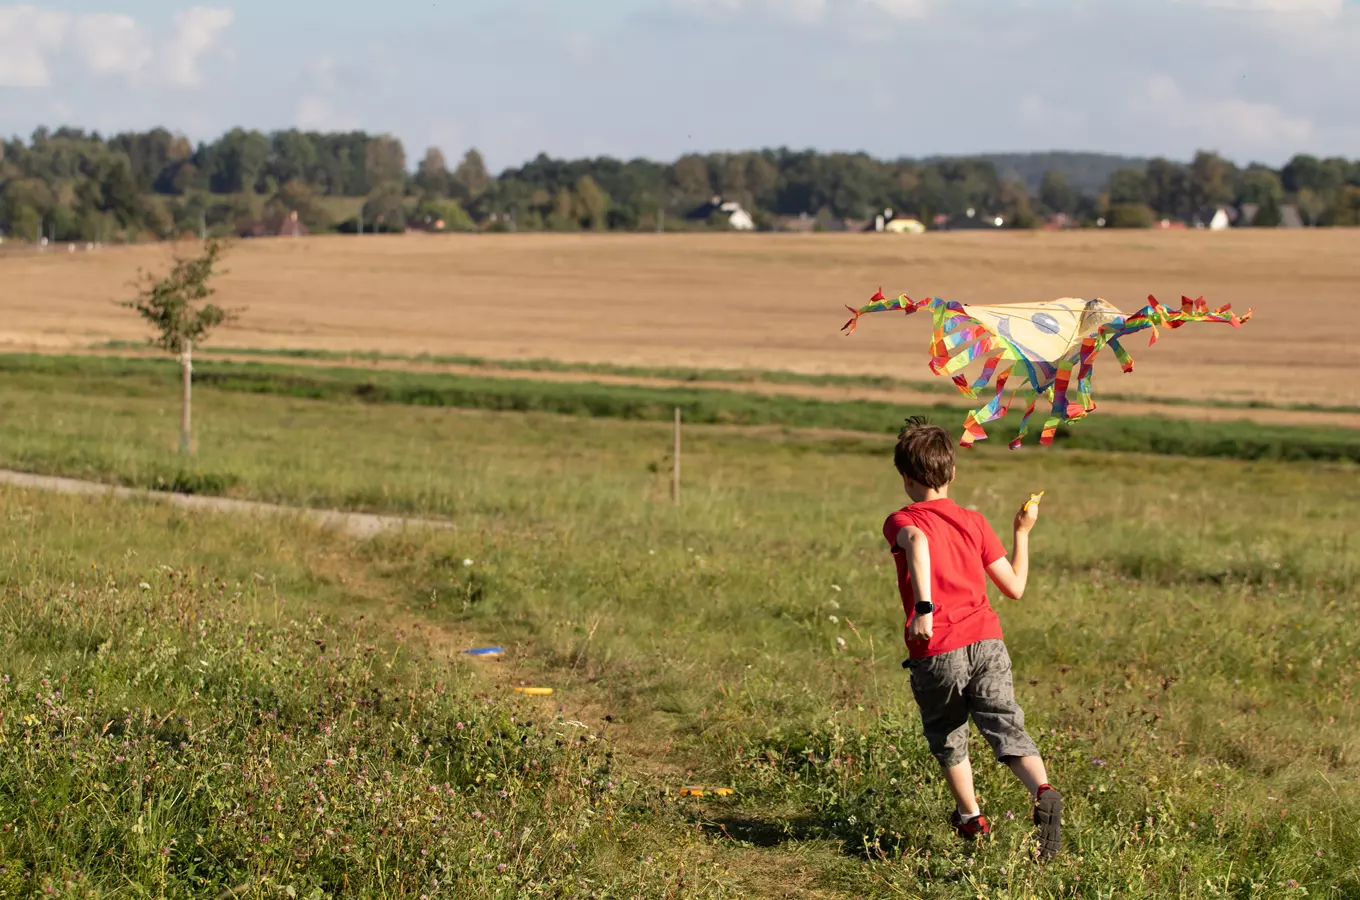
(462, 647, 504, 657)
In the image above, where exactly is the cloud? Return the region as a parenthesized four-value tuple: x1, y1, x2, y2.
(297, 96, 359, 132)
(1127, 74, 1314, 153)
(71, 14, 153, 76)
(1185, 0, 1344, 13)
(162, 6, 234, 87)
(672, 0, 930, 25)
(0, 5, 69, 87)
(0, 4, 231, 88)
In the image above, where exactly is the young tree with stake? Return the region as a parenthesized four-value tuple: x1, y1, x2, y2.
(122, 238, 239, 456)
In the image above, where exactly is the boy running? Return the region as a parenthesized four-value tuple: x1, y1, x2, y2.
(883, 416, 1063, 858)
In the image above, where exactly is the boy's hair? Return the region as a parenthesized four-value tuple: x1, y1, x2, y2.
(894, 415, 955, 488)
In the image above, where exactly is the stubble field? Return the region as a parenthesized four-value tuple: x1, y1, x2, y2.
(3, 230, 1359, 409)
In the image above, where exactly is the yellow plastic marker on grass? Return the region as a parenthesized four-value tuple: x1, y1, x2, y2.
(680, 786, 733, 797)
(1024, 490, 1045, 512)
(513, 687, 553, 696)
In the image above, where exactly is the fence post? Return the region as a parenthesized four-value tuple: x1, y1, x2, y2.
(672, 407, 681, 504)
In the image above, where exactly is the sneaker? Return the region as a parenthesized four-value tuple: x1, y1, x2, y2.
(1033, 785, 1063, 859)
(949, 809, 991, 840)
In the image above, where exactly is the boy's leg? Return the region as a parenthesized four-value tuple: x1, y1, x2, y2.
(941, 756, 980, 817)
(907, 649, 984, 832)
(1005, 755, 1050, 796)
(963, 640, 1063, 857)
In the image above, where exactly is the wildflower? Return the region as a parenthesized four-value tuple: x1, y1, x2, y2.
(831, 584, 842, 592)
(1005, 811, 1014, 820)
(496, 864, 507, 873)
(463, 559, 474, 567)
(828, 615, 839, 624)
(139, 583, 151, 590)
(836, 637, 847, 650)
(1093, 759, 1107, 766)
(1288, 880, 1299, 889)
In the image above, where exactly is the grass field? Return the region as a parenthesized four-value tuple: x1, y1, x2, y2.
(3, 231, 1359, 409)
(0, 359, 1357, 896)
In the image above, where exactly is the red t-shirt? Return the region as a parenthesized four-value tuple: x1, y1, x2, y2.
(883, 498, 1008, 659)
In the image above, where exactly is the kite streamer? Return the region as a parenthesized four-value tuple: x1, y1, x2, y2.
(841, 292, 1252, 448)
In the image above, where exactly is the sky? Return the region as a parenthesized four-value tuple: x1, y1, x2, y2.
(1, 0, 1358, 172)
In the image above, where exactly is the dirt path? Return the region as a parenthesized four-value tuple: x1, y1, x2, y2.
(0, 469, 456, 539)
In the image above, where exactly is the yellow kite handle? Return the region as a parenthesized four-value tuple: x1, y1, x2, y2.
(1023, 491, 1045, 512)
(513, 687, 554, 695)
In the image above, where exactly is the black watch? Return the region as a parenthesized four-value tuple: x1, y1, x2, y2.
(914, 601, 935, 616)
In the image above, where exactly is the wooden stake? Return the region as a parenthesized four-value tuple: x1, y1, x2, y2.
(672, 406, 681, 504)
(180, 338, 193, 456)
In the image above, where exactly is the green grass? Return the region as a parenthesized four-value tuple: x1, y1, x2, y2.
(0, 356, 1357, 896)
(9, 353, 1360, 465)
(96, 340, 1360, 417)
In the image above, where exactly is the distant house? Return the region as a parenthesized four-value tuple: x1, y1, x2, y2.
(1044, 213, 1079, 230)
(1154, 218, 1188, 230)
(1280, 204, 1304, 229)
(869, 208, 925, 234)
(688, 195, 755, 231)
(1192, 205, 1235, 230)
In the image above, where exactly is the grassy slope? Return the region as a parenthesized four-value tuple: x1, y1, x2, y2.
(3, 355, 1360, 467)
(0, 362, 1356, 896)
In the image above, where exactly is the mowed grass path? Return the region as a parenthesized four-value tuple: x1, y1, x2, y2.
(0, 367, 1356, 896)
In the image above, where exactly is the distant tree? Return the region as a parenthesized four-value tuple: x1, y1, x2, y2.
(1252, 194, 1283, 227)
(1038, 170, 1075, 214)
(1187, 151, 1234, 213)
(364, 135, 407, 191)
(361, 183, 407, 232)
(1106, 168, 1150, 206)
(451, 149, 491, 204)
(670, 155, 712, 205)
(121, 239, 239, 456)
(415, 148, 451, 197)
(266, 180, 332, 233)
(1238, 167, 1284, 208)
(1320, 186, 1360, 226)
(546, 188, 577, 231)
(1295, 188, 1326, 226)
(1144, 158, 1189, 219)
(574, 175, 610, 230)
(1106, 203, 1156, 228)
(412, 196, 476, 232)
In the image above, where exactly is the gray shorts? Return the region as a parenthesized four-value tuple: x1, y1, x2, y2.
(906, 639, 1040, 767)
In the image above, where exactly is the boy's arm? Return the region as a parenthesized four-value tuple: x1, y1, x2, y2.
(896, 526, 933, 642)
(985, 500, 1038, 600)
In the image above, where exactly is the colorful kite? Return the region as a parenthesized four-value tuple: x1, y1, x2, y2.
(841, 292, 1252, 448)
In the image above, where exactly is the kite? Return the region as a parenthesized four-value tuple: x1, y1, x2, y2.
(841, 292, 1252, 449)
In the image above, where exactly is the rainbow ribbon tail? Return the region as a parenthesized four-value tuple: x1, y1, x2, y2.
(841, 289, 929, 334)
(843, 289, 1253, 450)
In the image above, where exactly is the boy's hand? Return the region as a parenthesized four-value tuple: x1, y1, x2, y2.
(1014, 498, 1040, 535)
(907, 612, 933, 644)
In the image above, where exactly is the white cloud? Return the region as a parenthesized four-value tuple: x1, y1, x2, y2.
(1128, 74, 1314, 153)
(162, 6, 234, 87)
(673, 0, 929, 25)
(1185, 0, 1343, 14)
(71, 13, 153, 76)
(0, 5, 69, 87)
(860, 0, 931, 20)
(297, 96, 359, 131)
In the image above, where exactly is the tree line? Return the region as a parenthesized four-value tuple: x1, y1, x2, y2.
(2, 125, 1359, 242)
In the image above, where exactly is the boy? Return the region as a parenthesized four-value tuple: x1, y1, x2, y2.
(884, 416, 1062, 858)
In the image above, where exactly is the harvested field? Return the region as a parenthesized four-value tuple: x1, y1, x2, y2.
(2, 230, 1357, 406)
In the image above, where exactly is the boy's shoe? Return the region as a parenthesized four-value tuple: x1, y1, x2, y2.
(1033, 784, 1063, 859)
(949, 810, 991, 840)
